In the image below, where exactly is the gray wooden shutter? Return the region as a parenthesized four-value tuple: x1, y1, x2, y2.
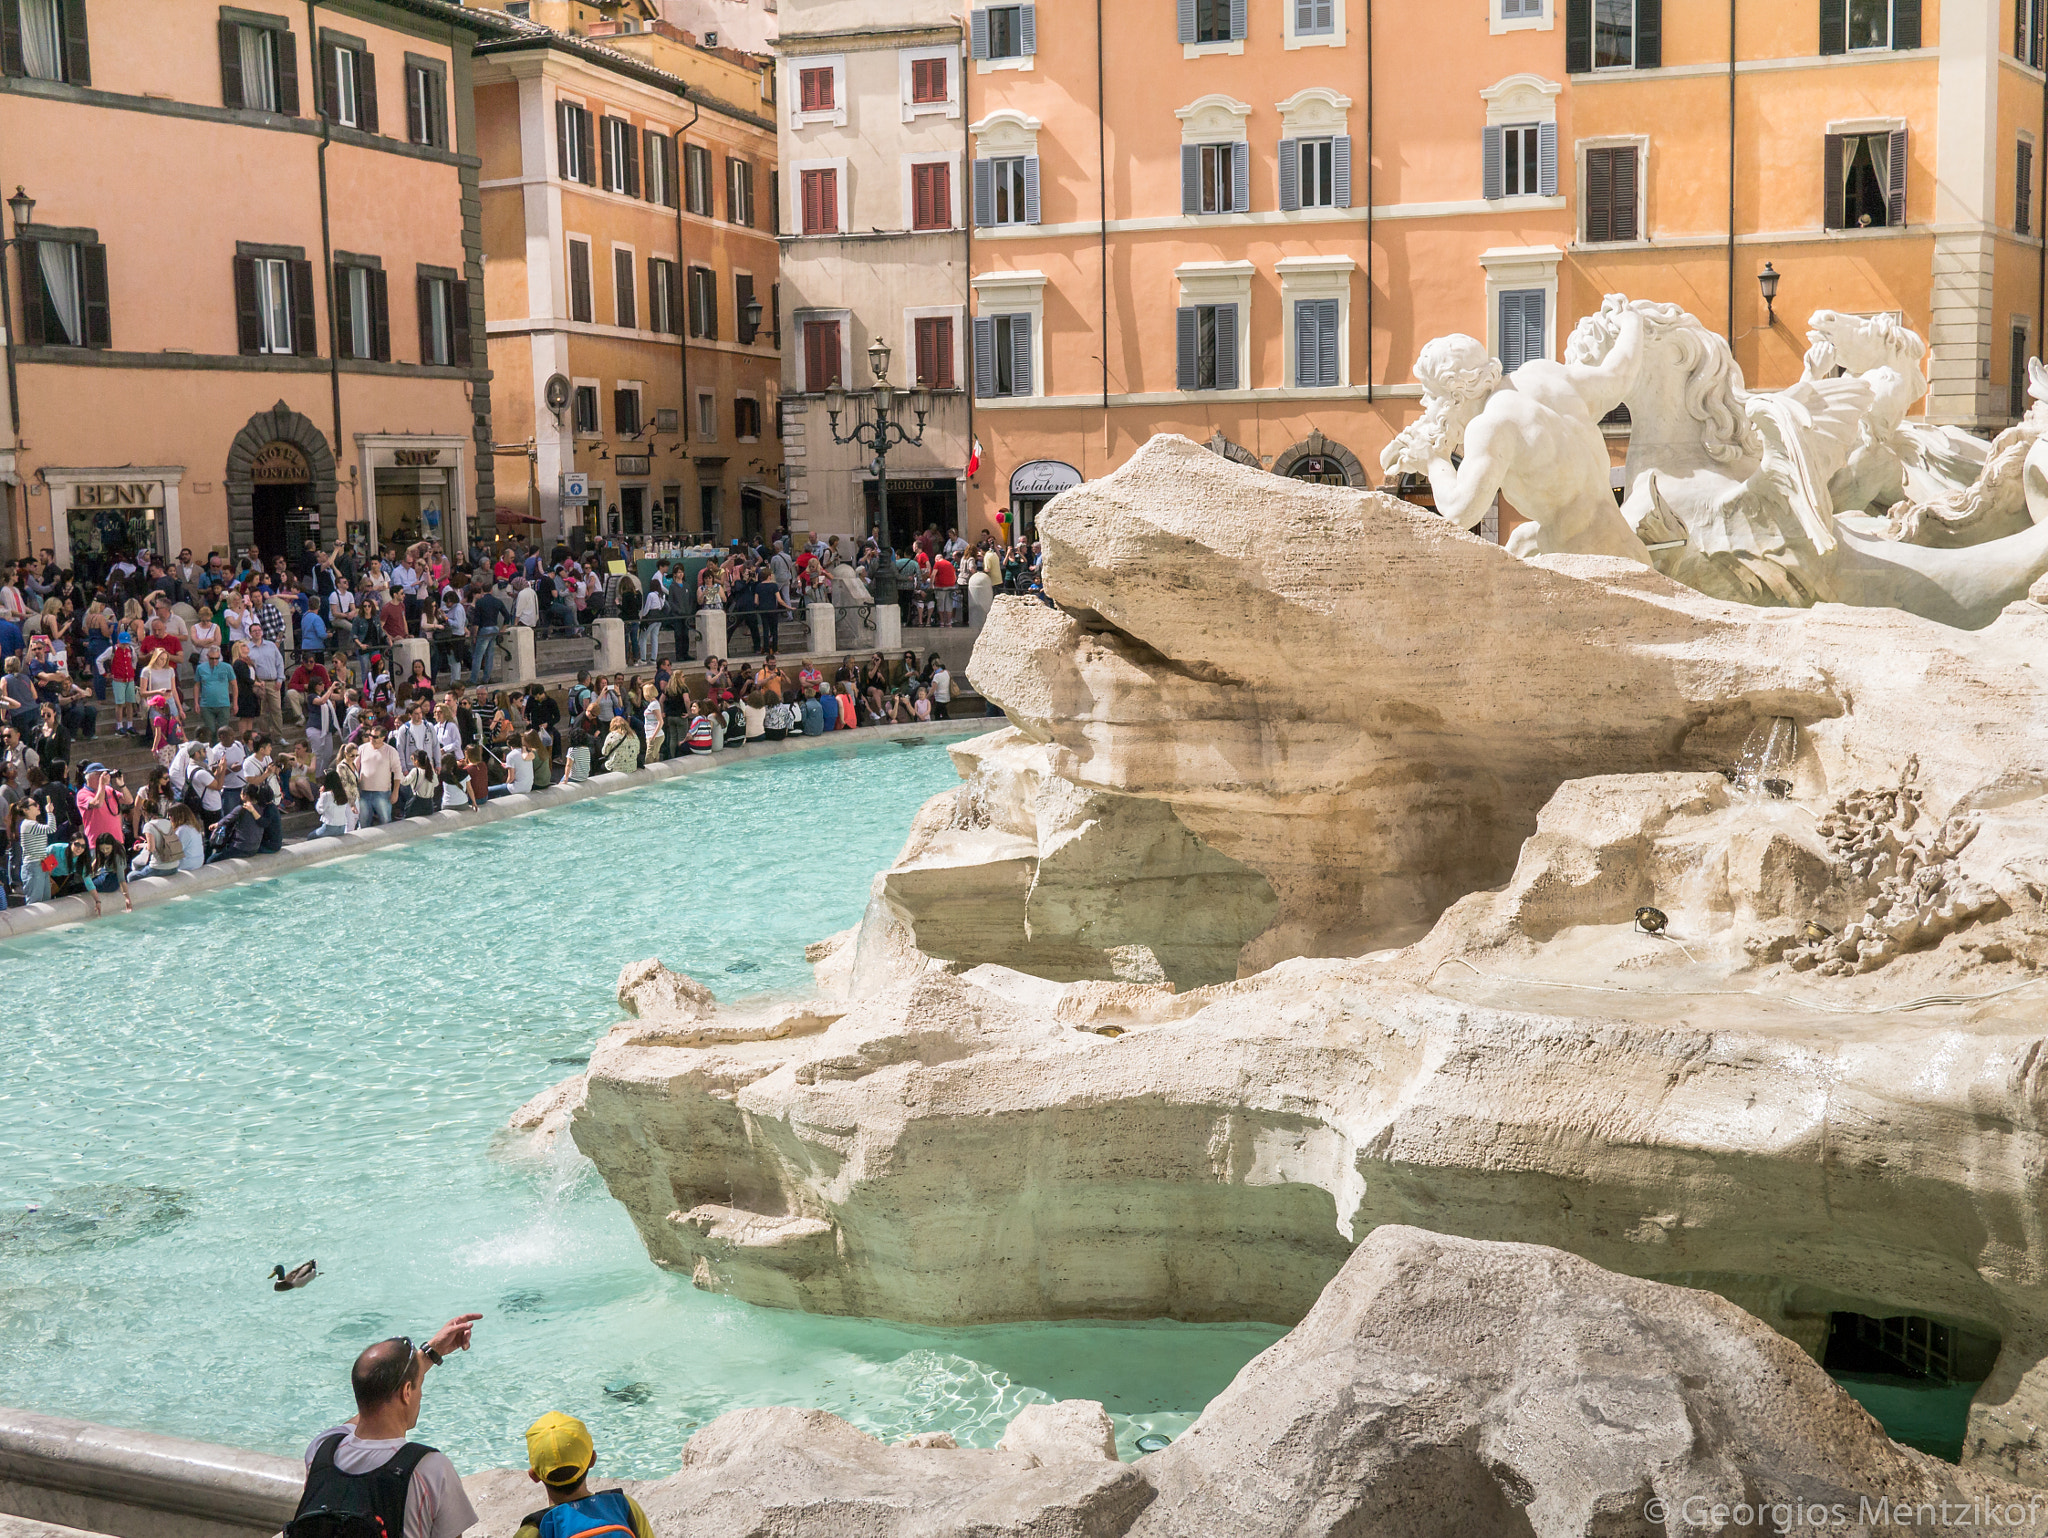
(1482, 125, 1505, 200)
(1565, 0, 1592, 71)
(1230, 0, 1248, 39)
(1613, 146, 1639, 239)
(623, 123, 640, 198)
(1010, 313, 1032, 394)
(580, 109, 595, 185)
(1318, 299, 1340, 386)
(1586, 147, 1613, 241)
(1215, 302, 1238, 390)
(372, 268, 390, 360)
(1334, 135, 1352, 208)
(1634, 0, 1661, 67)
(277, 30, 299, 114)
(1823, 133, 1845, 228)
(1177, 0, 1197, 45)
(973, 159, 994, 225)
(1182, 144, 1200, 215)
(1232, 143, 1249, 212)
(557, 101, 571, 180)
(1278, 139, 1300, 210)
(1293, 301, 1315, 386)
(81, 243, 109, 348)
(1887, 127, 1908, 225)
(16, 241, 44, 346)
(1176, 306, 1198, 389)
(1893, 0, 1920, 49)
(973, 316, 997, 396)
(1538, 122, 1558, 196)
(971, 8, 990, 58)
(1020, 5, 1037, 54)
(321, 44, 339, 121)
(451, 280, 471, 366)
(1819, 0, 1846, 54)
(1499, 291, 1526, 372)
(218, 20, 244, 108)
(360, 52, 378, 133)
(290, 257, 316, 354)
(62, 0, 90, 86)
(0, 2, 22, 77)
(2021, 140, 2034, 236)
(333, 262, 354, 357)
(1024, 156, 1041, 222)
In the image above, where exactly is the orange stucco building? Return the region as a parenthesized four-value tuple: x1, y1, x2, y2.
(471, 1, 783, 546)
(959, 0, 2048, 536)
(0, 0, 512, 568)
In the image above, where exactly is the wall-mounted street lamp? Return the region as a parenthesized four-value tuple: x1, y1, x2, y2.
(1, 186, 34, 440)
(1758, 262, 1781, 327)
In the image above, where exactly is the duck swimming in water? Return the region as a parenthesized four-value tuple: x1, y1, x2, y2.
(268, 1260, 318, 1292)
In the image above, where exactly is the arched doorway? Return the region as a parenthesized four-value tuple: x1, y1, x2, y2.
(225, 402, 336, 568)
(1270, 431, 1366, 488)
(1202, 432, 1262, 469)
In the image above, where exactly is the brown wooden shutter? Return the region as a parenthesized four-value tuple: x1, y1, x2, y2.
(915, 317, 933, 385)
(771, 282, 780, 348)
(622, 122, 640, 197)
(579, 108, 594, 184)
(359, 53, 378, 133)
(410, 66, 426, 146)
(706, 274, 718, 340)
(233, 254, 262, 353)
(1585, 148, 1613, 242)
(600, 117, 616, 190)
(0, 2, 21, 76)
(372, 267, 391, 360)
(613, 389, 634, 435)
(333, 262, 354, 357)
(1823, 133, 1845, 229)
(17, 241, 44, 346)
(78, 243, 110, 347)
(736, 273, 756, 342)
(642, 127, 659, 202)
(805, 322, 826, 389)
(321, 42, 339, 120)
(417, 274, 435, 362)
(62, 0, 90, 85)
(277, 30, 299, 115)
(451, 279, 471, 366)
(934, 317, 953, 387)
(1612, 147, 1638, 240)
(218, 20, 244, 108)
(290, 257, 316, 353)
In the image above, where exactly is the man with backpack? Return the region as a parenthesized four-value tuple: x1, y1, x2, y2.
(515, 1413, 653, 1538)
(289, 1314, 483, 1538)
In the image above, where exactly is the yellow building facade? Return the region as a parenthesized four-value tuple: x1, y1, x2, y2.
(963, 0, 2046, 536)
(472, 5, 782, 546)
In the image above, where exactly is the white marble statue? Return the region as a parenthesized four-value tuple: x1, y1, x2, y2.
(1378, 296, 1651, 563)
(1802, 309, 1987, 516)
(1883, 355, 2048, 549)
(1394, 293, 2048, 629)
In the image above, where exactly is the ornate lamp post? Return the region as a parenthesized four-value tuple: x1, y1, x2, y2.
(828, 335, 927, 549)
(2, 185, 35, 441)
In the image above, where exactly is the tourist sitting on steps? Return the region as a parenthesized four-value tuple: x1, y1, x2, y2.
(288, 1314, 482, 1538)
(515, 1413, 654, 1538)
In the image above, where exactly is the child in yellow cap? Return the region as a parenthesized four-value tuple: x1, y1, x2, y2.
(514, 1413, 653, 1538)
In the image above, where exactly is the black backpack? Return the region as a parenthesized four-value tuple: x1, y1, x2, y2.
(286, 1433, 433, 1538)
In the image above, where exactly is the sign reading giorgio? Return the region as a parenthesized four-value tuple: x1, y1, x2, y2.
(1008, 460, 1083, 499)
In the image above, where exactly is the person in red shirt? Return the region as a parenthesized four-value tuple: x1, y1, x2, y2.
(493, 553, 517, 584)
(379, 593, 409, 642)
(932, 555, 957, 627)
(103, 632, 141, 734)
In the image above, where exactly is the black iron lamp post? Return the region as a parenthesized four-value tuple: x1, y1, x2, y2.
(2, 185, 35, 438)
(828, 335, 927, 548)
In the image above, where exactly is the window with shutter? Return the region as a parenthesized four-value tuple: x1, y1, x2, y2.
(406, 63, 444, 147)
(2012, 325, 2031, 422)
(79, 242, 108, 347)
(567, 239, 592, 323)
(1847, 0, 1889, 48)
(288, 256, 316, 354)
(911, 57, 947, 102)
(1295, 0, 1337, 36)
(1831, 130, 1901, 228)
(5, 0, 86, 82)
(1592, 0, 1633, 67)
(800, 167, 838, 234)
(912, 162, 951, 230)
(1583, 145, 1638, 241)
(806, 319, 842, 391)
(613, 248, 636, 329)
(573, 384, 598, 434)
(799, 67, 833, 111)
(688, 266, 718, 339)
(2023, 0, 2046, 66)
(986, 5, 1027, 58)
(1498, 288, 1545, 372)
(735, 273, 756, 342)
(2020, 141, 2035, 237)
(729, 158, 755, 225)
(451, 278, 470, 366)
(915, 316, 955, 388)
(685, 144, 713, 215)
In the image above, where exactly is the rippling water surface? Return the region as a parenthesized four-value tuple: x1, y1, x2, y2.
(1, 735, 1280, 1475)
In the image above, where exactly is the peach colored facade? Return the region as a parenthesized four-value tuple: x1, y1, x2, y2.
(0, 0, 507, 567)
(471, 11, 782, 545)
(961, 0, 2046, 537)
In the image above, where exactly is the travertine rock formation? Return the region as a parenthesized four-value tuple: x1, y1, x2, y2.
(461, 1230, 2048, 1537)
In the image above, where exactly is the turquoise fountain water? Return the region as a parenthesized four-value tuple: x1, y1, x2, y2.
(1, 736, 1281, 1476)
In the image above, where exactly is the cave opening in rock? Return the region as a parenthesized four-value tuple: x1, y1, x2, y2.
(1822, 1311, 2000, 1463)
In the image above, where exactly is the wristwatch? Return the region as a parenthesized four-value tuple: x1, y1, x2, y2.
(421, 1343, 444, 1366)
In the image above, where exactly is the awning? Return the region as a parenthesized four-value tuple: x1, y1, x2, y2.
(741, 481, 787, 503)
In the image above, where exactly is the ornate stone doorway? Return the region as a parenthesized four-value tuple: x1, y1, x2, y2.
(225, 401, 335, 565)
(1271, 431, 1365, 488)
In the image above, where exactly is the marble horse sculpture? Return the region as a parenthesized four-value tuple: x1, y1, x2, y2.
(1386, 293, 2048, 629)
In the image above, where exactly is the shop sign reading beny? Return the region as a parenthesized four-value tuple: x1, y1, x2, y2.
(72, 480, 166, 508)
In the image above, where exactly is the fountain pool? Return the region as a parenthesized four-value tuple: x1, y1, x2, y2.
(1, 735, 1282, 1476)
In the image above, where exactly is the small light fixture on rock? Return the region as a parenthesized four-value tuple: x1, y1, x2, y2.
(1634, 906, 1669, 934)
(1801, 919, 1834, 943)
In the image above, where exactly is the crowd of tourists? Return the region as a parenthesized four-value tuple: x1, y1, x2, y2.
(0, 521, 1002, 915)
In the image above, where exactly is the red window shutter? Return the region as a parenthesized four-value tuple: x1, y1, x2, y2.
(912, 58, 946, 103)
(803, 168, 839, 234)
(920, 317, 953, 388)
(915, 318, 933, 385)
(801, 67, 832, 111)
(913, 162, 950, 230)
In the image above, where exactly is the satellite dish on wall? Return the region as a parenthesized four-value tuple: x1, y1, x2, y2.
(544, 373, 572, 419)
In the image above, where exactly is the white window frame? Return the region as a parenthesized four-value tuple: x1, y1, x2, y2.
(1276, 88, 1352, 217)
(695, 389, 718, 441)
(1491, 0, 1550, 33)
(789, 156, 850, 237)
(794, 306, 853, 393)
(602, 115, 634, 196)
(1185, 0, 1246, 59)
(610, 241, 637, 331)
(1175, 260, 1254, 392)
(1479, 245, 1562, 367)
(1277, 256, 1354, 391)
(1593, 0, 1638, 69)
(255, 256, 295, 355)
(977, 4, 1036, 72)
(970, 269, 1046, 400)
(900, 45, 960, 122)
(788, 55, 848, 128)
(648, 254, 677, 335)
(330, 43, 360, 127)
(1575, 134, 1649, 246)
(726, 155, 756, 226)
(557, 94, 589, 185)
(903, 154, 961, 231)
(572, 376, 601, 437)
(904, 303, 967, 391)
(1846, 0, 1894, 51)
(422, 274, 455, 366)
(645, 130, 672, 207)
(344, 263, 373, 359)
(1283, 0, 1345, 50)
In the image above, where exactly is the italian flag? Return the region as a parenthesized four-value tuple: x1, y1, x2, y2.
(966, 437, 983, 477)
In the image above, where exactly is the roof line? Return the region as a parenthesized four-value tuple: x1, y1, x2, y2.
(472, 28, 774, 130)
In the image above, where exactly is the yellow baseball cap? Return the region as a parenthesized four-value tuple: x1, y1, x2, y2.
(525, 1412, 594, 1487)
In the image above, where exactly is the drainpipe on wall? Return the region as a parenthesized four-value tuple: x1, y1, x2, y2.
(1726, 0, 1737, 351)
(673, 97, 700, 459)
(310, 0, 341, 544)
(2038, 39, 2046, 372)
(1363, 0, 1372, 409)
(962, 32, 977, 517)
(1096, 0, 1107, 427)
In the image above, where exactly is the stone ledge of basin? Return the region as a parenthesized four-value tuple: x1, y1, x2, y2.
(0, 1407, 300, 1528)
(0, 719, 980, 944)
(0, 1514, 122, 1538)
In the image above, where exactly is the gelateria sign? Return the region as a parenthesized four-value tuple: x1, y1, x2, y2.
(71, 480, 166, 508)
(1009, 460, 1082, 498)
(250, 441, 312, 485)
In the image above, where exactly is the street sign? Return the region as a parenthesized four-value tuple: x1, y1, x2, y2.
(561, 471, 590, 503)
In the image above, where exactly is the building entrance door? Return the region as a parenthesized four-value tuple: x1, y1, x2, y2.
(620, 486, 647, 539)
